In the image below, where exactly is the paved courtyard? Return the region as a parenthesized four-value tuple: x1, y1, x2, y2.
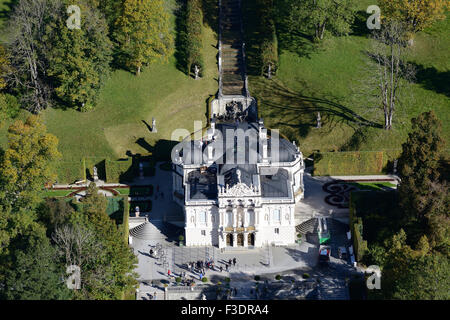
(129, 163, 395, 300)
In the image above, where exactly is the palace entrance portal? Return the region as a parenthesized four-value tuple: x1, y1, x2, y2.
(237, 233, 244, 246)
(248, 233, 255, 246)
(226, 233, 233, 246)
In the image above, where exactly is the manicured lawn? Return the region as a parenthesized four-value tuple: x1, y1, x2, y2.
(347, 182, 397, 191)
(0, 0, 219, 162)
(246, 1, 449, 157)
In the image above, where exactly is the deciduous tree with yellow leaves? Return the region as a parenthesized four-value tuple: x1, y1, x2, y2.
(379, 0, 449, 34)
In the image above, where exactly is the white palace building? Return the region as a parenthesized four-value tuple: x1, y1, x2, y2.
(172, 108, 305, 249)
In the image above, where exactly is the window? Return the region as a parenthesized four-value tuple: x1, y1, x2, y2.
(201, 230, 206, 236)
(274, 228, 279, 234)
(272, 209, 281, 222)
(199, 211, 206, 224)
(226, 211, 233, 226)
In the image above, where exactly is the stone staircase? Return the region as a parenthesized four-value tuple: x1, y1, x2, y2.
(220, 0, 246, 96)
(296, 218, 319, 235)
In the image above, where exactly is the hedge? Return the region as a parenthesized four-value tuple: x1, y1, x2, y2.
(185, 0, 203, 77)
(349, 192, 368, 261)
(313, 151, 387, 176)
(257, 0, 278, 76)
(84, 157, 107, 180)
(105, 158, 135, 183)
(122, 197, 130, 244)
(55, 160, 86, 184)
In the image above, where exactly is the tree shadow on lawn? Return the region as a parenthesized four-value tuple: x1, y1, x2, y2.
(409, 62, 450, 97)
(254, 79, 382, 139)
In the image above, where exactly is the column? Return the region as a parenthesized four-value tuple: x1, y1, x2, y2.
(233, 233, 237, 248)
(244, 232, 248, 247)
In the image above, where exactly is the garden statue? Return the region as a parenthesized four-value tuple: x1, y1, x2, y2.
(194, 65, 200, 80)
(267, 63, 272, 79)
(93, 166, 98, 181)
(135, 206, 140, 217)
(152, 117, 157, 133)
(316, 112, 322, 128)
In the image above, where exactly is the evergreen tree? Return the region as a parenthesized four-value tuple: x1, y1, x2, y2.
(397, 111, 446, 239)
(115, 0, 173, 75)
(2, 238, 72, 300)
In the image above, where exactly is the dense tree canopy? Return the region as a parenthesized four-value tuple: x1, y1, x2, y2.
(379, 0, 449, 34)
(115, 0, 174, 75)
(283, 0, 358, 40)
(44, 0, 113, 111)
(0, 115, 61, 210)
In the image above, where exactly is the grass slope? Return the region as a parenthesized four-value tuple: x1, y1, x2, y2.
(0, 0, 219, 162)
(246, 1, 449, 157)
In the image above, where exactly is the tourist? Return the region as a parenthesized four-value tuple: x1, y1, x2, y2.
(154, 292, 157, 300)
(225, 264, 229, 272)
(220, 266, 223, 273)
(228, 258, 232, 266)
(233, 257, 236, 266)
(168, 269, 171, 278)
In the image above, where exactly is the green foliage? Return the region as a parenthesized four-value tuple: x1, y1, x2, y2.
(275, 274, 281, 280)
(0, 115, 61, 210)
(0, 93, 20, 128)
(71, 184, 138, 299)
(45, 0, 113, 111)
(349, 193, 368, 261)
(245, 0, 278, 76)
(201, 277, 208, 283)
(105, 158, 135, 183)
(115, 0, 174, 75)
(398, 111, 445, 220)
(55, 160, 86, 184)
(1, 238, 72, 300)
(254, 275, 261, 281)
(185, 0, 204, 76)
(282, 0, 358, 40)
(302, 273, 310, 279)
(313, 151, 386, 175)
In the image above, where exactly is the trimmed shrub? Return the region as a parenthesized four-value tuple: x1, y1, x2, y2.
(302, 273, 310, 279)
(275, 274, 281, 281)
(257, 0, 278, 76)
(55, 160, 86, 184)
(122, 196, 130, 243)
(176, 277, 182, 283)
(225, 277, 231, 283)
(105, 158, 135, 182)
(185, 0, 203, 77)
(313, 151, 386, 176)
(254, 275, 261, 281)
(349, 192, 369, 261)
(202, 277, 208, 283)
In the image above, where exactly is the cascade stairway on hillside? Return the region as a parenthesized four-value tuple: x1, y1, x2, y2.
(220, 0, 246, 96)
